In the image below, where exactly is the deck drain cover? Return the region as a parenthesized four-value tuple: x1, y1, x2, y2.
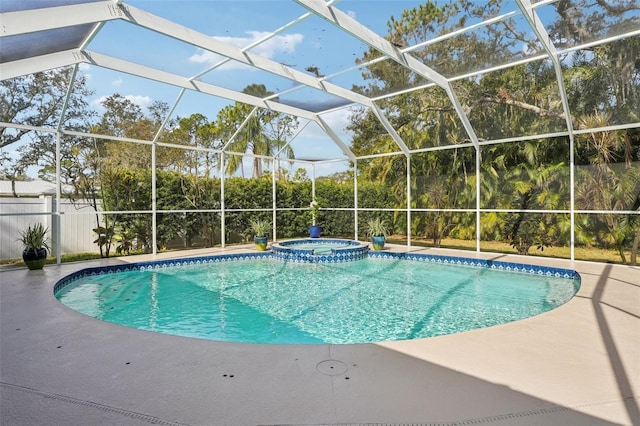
(316, 359, 347, 376)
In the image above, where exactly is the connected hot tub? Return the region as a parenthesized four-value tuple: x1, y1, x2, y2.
(271, 238, 369, 263)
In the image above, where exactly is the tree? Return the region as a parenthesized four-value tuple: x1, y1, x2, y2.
(221, 84, 298, 177)
(92, 94, 156, 169)
(575, 121, 640, 264)
(73, 95, 177, 256)
(347, 0, 639, 259)
(0, 68, 94, 148)
(1, 68, 96, 182)
(292, 168, 310, 182)
(169, 113, 222, 176)
(68, 137, 112, 257)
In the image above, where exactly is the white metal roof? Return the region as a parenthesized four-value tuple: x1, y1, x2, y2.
(1, 0, 639, 159)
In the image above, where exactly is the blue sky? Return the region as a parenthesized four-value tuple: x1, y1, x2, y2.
(6, 0, 575, 178)
(2, 0, 430, 179)
(73, 0, 426, 177)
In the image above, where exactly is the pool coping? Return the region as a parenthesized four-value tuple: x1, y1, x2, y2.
(1, 243, 639, 425)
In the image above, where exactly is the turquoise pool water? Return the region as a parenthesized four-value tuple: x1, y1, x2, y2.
(284, 242, 349, 253)
(56, 257, 579, 344)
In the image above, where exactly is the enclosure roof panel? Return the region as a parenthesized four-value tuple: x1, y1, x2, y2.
(0, 0, 105, 64)
(1, 0, 639, 160)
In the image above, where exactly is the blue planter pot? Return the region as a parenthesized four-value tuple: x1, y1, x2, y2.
(254, 236, 268, 251)
(309, 225, 321, 238)
(371, 235, 386, 251)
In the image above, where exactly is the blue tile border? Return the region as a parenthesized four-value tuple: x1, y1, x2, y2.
(277, 238, 363, 247)
(53, 251, 273, 294)
(367, 251, 581, 280)
(54, 249, 581, 296)
(271, 238, 369, 263)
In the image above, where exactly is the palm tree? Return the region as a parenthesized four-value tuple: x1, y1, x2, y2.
(575, 113, 640, 263)
(222, 84, 298, 178)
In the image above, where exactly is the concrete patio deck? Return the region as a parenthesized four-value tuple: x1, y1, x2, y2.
(1, 245, 638, 425)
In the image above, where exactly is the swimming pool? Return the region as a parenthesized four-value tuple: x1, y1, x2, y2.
(54, 252, 580, 344)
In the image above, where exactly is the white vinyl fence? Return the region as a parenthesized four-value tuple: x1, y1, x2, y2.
(0, 196, 101, 260)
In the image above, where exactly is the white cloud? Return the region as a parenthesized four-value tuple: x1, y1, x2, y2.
(318, 108, 354, 137)
(294, 108, 354, 142)
(124, 95, 152, 108)
(90, 96, 106, 109)
(288, 108, 355, 165)
(78, 63, 92, 80)
(112, 77, 123, 87)
(251, 31, 303, 56)
(189, 50, 219, 65)
(189, 31, 304, 69)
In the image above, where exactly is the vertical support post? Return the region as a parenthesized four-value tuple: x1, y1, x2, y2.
(476, 145, 481, 252)
(45, 196, 55, 258)
(311, 163, 316, 200)
(55, 65, 79, 265)
(55, 132, 61, 264)
(220, 152, 226, 248)
(272, 160, 277, 242)
(311, 163, 317, 236)
(407, 154, 411, 247)
(151, 89, 184, 255)
(353, 159, 358, 241)
(570, 136, 575, 261)
(151, 139, 157, 255)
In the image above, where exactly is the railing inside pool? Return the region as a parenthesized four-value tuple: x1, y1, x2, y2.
(271, 238, 369, 263)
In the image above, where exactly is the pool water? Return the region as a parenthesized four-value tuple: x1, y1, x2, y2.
(56, 257, 579, 344)
(285, 243, 348, 253)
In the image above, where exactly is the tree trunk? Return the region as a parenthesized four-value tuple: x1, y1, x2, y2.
(617, 245, 627, 265)
(631, 227, 639, 266)
(431, 213, 440, 247)
(253, 157, 262, 178)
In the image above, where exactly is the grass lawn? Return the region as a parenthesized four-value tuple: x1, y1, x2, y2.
(388, 236, 631, 264)
(1, 239, 633, 267)
(0, 252, 103, 268)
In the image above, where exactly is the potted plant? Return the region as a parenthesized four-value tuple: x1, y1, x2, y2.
(309, 199, 321, 238)
(18, 223, 50, 270)
(366, 217, 389, 251)
(249, 218, 270, 251)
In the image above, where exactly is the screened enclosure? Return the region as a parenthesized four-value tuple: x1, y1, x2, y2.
(1, 0, 639, 264)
